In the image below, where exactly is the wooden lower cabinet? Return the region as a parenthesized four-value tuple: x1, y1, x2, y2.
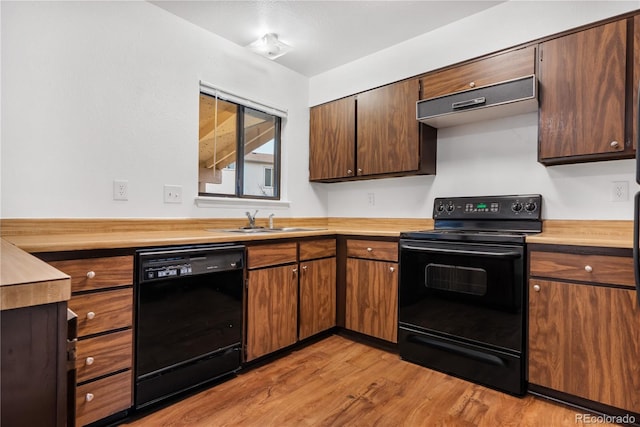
(529, 279, 640, 413)
(299, 257, 336, 340)
(246, 264, 298, 361)
(345, 258, 398, 343)
(48, 254, 134, 426)
(75, 370, 132, 427)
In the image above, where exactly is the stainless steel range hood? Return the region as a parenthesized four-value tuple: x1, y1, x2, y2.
(416, 75, 537, 128)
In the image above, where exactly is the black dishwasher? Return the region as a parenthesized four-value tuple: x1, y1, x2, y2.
(134, 244, 244, 409)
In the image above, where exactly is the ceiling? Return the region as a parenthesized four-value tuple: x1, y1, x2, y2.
(150, 1, 505, 77)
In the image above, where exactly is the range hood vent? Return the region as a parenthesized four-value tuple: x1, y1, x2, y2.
(416, 75, 537, 128)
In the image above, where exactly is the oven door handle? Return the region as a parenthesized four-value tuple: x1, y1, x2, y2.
(400, 244, 521, 259)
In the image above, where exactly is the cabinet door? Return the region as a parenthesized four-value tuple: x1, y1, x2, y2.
(538, 20, 627, 162)
(356, 78, 420, 176)
(345, 258, 398, 343)
(309, 96, 356, 180)
(299, 257, 336, 340)
(529, 279, 640, 412)
(246, 265, 298, 361)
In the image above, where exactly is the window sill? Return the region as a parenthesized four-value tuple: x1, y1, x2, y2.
(195, 196, 291, 209)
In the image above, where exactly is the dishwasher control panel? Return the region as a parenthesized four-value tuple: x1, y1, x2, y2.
(137, 244, 245, 283)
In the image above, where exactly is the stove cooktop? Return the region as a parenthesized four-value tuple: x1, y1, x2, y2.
(401, 194, 543, 244)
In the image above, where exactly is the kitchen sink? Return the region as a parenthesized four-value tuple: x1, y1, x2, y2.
(208, 227, 326, 234)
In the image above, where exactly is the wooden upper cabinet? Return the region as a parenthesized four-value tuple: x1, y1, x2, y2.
(356, 78, 421, 176)
(420, 46, 535, 100)
(309, 96, 356, 180)
(538, 19, 630, 163)
(634, 14, 640, 151)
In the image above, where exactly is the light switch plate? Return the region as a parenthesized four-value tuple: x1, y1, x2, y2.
(113, 180, 128, 201)
(164, 185, 182, 203)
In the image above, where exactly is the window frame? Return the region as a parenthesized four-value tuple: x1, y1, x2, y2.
(198, 82, 286, 201)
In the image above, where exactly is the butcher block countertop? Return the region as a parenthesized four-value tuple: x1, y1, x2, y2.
(525, 220, 633, 249)
(0, 239, 71, 310)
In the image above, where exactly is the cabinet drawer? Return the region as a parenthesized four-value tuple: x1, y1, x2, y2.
(299, 239, 336, 261)
(530, 251, 634, 287)
(76, 370, 132, 426)
(247, 242, 297, 269)
(76, 329, 132, 383)
(421, 46, 535, 100)
(49, 256, 133, 292)
(69, 288, 133, 337)
(347, 240, 398, 262)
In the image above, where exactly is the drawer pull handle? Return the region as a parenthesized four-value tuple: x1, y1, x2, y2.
(585, 265, 593, 273)
(367, 247, 373, 252)
(533, 284, 541, 292)
(389, 267, 395, 273)
(85, 393, 94, 402)
(86, 311, 96, 320)
(86, 271, 96, 279)
(85, 356, 94, 366)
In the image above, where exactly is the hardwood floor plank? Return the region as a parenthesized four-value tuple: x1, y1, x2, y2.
(121, 335, 619, 427)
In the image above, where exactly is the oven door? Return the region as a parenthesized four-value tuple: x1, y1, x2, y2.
(398, 239, 525, 352)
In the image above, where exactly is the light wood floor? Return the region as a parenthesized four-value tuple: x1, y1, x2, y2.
(121, 335, 617, 426)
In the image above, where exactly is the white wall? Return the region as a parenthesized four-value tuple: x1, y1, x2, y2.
(311, 0, 640, 220)
(1, 1, 326, 219)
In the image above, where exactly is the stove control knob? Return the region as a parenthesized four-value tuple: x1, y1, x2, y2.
(445, 203, 455, 212)
(525, 202, 537, 212)
(511, 202, 523, 213)
(436, 202, 445, 213)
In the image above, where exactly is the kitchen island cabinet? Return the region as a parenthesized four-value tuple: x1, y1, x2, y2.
(528, 244, 640, 415)
(345, 239, 398, 343)
(538, 18, 636, 164)
(309, 78, 436, 182)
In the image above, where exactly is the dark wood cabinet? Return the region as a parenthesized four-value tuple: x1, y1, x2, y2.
(345, 239, 398, 343)
(299, 257, 336, 340)
(49, 255, 134, 427)
(420, 46, 535, 100)
(245, 242, 298, 362)
(246, 264, 299, 361)
(538, 18, 635, 164)
(528, 246, 640, 414)
(309, 96, 356, 180)
(309, 78, 436, 182)
(1, 302, 68, 427)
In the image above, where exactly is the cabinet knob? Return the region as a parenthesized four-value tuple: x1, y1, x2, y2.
(302, 265, 308, 271)
(469, 81, 476, 88)
(610, 140, 620, 149)
(292, 268, 298, 274)
(357, 168, 363, 174)
(86, 311, 96, 320)
(86, 271, 96, 279)
(533, 284, 541, 292)
(85, 393, 95, 402)
(366, 247, 373, 252)
(389, 267, 395, 273)
(85, 356, 95, 366)
(347, 169, 353, 175)
(585, 265, 593, 273)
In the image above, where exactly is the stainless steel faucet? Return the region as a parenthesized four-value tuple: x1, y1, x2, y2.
(268, 213, 275, 229)
(245, 210, 258, 228)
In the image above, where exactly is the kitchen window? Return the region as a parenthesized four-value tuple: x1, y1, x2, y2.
(198, 82, 284, 200)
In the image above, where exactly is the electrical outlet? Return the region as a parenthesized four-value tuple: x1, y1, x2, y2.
(113, 180, 128, 201)
(611, 181, 629, 202)
(367, 192, 375, 206)
(164, 185, 182, 204)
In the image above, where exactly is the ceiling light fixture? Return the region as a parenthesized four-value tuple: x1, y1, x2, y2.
(246, 33, 292, 60)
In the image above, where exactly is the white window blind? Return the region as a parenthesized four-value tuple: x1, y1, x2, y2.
(199, 80, 288, 118)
